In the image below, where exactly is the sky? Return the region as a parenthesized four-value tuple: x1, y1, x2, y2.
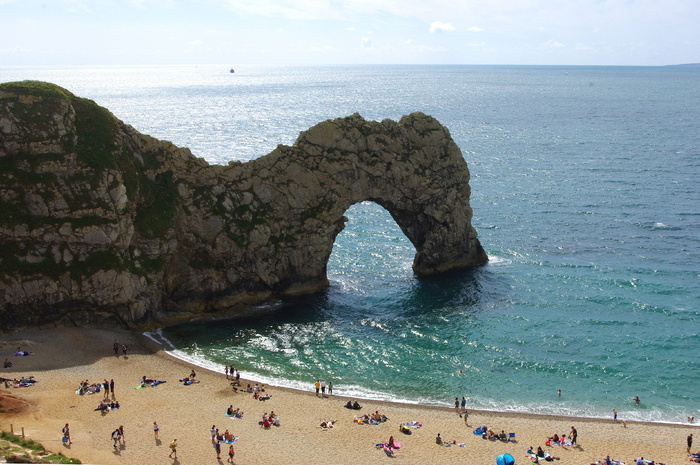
(1, 0, 698, 66)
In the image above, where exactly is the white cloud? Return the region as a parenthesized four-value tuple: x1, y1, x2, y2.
(467, 26, 484, 32)
(542, 39, 564, 48)
(429, 21, 455, 33)
(361, 37, 372, 49)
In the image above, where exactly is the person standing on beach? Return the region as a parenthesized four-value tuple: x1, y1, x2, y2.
(112, 429, 121, 448)
(688, 433, 693, 453)
(320, 380, 326, 396)
(113, 340, 119, 356)
(121, 344, 128, 357)
(153, 421, 160, 439)
(215, 440, 221, 459)
(225, 366, 229, 379)
(62, 423, 71, 445)
(110, 379, 115, 399)
(328, 381, 333, 395)
(613, 409, 617, 422)
(461, 396, 467, 413)
(315, 380, 320, 397)
(570, 426, 577, 445)
(169, 439, 177, 458)
(118, 425, 125, 446)
(103, 379, 110, 399)
(228, 443, 235, 463)
(454, 397, 461, 416)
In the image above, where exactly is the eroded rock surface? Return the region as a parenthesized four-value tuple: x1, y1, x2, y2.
(0, 81, 486, 330)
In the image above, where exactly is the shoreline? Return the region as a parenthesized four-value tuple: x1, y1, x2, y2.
(1, 327, 697, 465)
(161, 343, 696, 428)
(151, 329, 695, 428)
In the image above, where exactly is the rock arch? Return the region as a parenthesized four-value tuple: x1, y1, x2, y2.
(173, 112, 488, 303)
(0, 82, 486, 328)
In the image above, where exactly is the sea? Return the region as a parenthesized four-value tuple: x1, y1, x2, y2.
(2, 64, 699, 425)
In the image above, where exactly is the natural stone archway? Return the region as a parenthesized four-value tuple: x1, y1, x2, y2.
(0, 81, 487, 330)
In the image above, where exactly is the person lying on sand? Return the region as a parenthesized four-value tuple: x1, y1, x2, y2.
(319, 420, 336, 429)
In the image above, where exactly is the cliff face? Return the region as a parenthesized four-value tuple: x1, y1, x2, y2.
(0, 81, 487, 330)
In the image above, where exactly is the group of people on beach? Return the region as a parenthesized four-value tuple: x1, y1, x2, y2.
(260, 411, 280, 428)
(207, 423, 237, 461)
(314, 379, 332, 397)
(226, 405, 244, 418)
(95, 399, 120, 412)
(112, 340, 128, 357)
(77, 378, 115, 397)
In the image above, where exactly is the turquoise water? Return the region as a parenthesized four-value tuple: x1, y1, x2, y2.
(2, 64, 699, 424)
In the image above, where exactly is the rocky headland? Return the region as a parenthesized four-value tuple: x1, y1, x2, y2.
(0, 81, 487, 331)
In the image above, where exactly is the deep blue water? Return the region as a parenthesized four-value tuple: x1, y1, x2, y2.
(2, 64, 699, 423)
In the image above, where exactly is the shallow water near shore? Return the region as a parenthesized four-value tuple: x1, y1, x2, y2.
(3, 64, 699, 424)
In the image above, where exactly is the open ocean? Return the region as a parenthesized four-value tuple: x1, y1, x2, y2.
(2, 64, 699, 424)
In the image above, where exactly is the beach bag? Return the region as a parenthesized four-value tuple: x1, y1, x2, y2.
(62, 436, 68, 443)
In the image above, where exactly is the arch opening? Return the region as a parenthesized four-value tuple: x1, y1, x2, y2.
(327, 201, 414, 288)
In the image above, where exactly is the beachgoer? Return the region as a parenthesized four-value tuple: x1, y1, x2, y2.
(388, 435, 395, 449)
(225, 366, 229, 379)
(314, 380, 320, 397)
(454, 397, 460, 415)
(110, 379, 115, 398)
(461, 396, 467, 412)
(215, 440, 221, 459)
(153, 421, 159, 439)
(688, 433, 694, 453)
(633, 395, 640, 405)
(570, 426, 578, 445)
(111, 429, 120, 448)
(536, 446, 544, 457)
(210, 425, 217, 441)
(463, 409, 469, 426)
(121, 344, 127, 356)
(3, 358, 12, 368)
(228, 444, 235, 463)
(613, 408, 617, 422)
(558, 389, 561, 397)
(103, 379, 110, 399)
(118, 425, 125, 446)
(235, 370, 240, 386)
(435, 433, 442, 445)
(169, 439, 177, 458)
(328, 381, 333, 395)
(62, 423, 72, 445)
(320, 379, 326, 395)
(190, 369, 196, 379)
(113, 340, 119, 355)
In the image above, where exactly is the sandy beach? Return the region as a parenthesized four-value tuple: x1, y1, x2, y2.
(0, 327, 695, 465)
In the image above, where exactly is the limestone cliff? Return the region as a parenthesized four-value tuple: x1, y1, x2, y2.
(0, 81, 487, 331)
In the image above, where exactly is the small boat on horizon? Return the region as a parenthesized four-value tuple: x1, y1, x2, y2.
(230, 68, 235, 73)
